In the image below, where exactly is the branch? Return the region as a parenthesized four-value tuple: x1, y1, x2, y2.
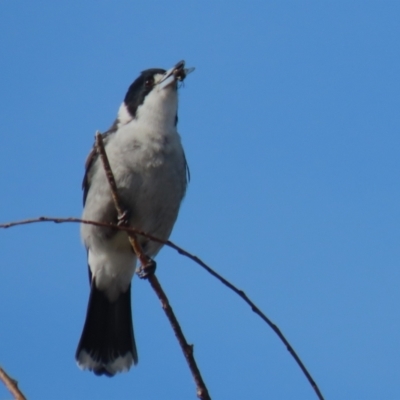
(1, 132, 324, 400)
(0, 215, 324, 399)
(0, 367, 26, 400)
(1, 216, 324, 399)
(95, 132, 211, 400)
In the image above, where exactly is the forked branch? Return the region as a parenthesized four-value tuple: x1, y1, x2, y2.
(1, 215, 324, 400)
(0, 135, 325, 400)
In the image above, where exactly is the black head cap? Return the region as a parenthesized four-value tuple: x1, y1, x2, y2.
(124, 68, 166, 118)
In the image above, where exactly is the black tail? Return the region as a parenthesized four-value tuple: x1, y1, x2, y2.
(75, 280, 138, 376)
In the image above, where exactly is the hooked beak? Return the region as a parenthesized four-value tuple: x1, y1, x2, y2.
(158, 60, 195, 90)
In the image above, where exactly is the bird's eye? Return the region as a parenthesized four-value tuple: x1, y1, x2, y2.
(145, 77, 154, 88)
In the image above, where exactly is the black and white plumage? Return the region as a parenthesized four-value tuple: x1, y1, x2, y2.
(76, 61, 194, 376)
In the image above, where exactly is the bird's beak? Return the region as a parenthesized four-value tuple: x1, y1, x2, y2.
(158, 60, 195, 90)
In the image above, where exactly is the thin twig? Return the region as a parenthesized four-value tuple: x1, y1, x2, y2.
(95, 132, 211, 400)
(0, 215, 323, 399)
(0, 367, 26, 400)
(95, 132, 150, 266)
(148, 275, 210, 400)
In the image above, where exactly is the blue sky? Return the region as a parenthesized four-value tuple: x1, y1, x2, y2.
(1, 1, 399, 399)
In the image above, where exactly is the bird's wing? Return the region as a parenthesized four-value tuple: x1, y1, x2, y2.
(183, 150, 190, 184)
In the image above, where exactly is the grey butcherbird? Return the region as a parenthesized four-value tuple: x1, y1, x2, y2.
(76, 61, 194, 376)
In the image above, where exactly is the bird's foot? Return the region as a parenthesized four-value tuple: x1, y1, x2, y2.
(137, 259, 157, 279)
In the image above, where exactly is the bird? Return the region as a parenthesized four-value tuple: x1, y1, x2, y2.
(75, 60, 194, 377)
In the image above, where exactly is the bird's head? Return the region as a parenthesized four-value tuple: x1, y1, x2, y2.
(117, 60, 194, 129)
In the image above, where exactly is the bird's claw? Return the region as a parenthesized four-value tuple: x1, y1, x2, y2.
(137, 259, 157, 279)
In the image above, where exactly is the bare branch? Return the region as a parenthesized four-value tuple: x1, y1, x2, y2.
(147, 273, 210, 400)
(0, 367, 26, 400)
(0, 215, 324, 399)
(94, 132, 211, 400)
